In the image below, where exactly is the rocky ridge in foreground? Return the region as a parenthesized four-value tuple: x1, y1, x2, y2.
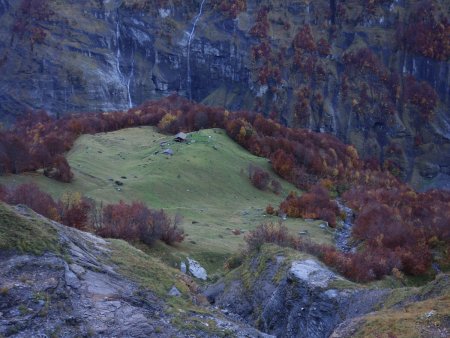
(0, 203, 271, 337)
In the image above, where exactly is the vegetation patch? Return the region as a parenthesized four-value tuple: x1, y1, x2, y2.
(237, 243, 309, 290)
(353, 294, 450, 338)
(108, 239, 189, 299)
(0, 203, 61, 256)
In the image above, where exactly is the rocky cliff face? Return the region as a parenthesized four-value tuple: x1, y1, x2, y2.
(204, 246, 388, 337)
(204, 244, 450, 338)
(0, 0, 449, 188)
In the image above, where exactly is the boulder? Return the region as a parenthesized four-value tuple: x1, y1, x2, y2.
(187, 258, 208, 280)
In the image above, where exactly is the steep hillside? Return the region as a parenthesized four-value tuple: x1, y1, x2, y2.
(0, 126, 335, 274)
(0, 0, 448, 188)
(0, 202, 272, 337)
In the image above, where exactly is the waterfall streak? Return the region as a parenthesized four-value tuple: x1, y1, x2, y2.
(187, 0, 206, 101)
(115, 19, 133, 109)
(127, 49, 135, 108)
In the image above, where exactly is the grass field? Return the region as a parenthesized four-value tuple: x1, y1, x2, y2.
(0, 127, 334, 275)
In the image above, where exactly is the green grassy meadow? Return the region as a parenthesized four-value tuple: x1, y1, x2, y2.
(0, 127, 334, 275)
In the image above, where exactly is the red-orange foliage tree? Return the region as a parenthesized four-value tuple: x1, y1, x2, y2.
(51, 155, 73, 183)
(401, 2, 450, 61)
(58, 193, 91, 230)
(0, 183, 59, 221)
(13, 0, 53, 48)
(248, 164, 270, 190)
(213, 0, 247, 18)
(293, 25, 316, 52)
(279, 184, 339, 227)
(98, 201, 184, 245)
(250, 7, 269, 38)
(404, 76, 438, 120)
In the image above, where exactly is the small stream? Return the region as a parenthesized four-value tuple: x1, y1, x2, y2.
(335, 199, 355, 253)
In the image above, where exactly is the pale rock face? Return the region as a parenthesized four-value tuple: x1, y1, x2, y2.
(289, 259, 339, 289)
(187, 257, 208, 280)
(257, 85, 269, 97)
(159, 8, 171, 18)
(180, 261, 187, 273)
(168, 286, 182, 297)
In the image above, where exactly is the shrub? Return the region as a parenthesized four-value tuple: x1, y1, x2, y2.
(97, 201, 184, 246)
(0, 183, 184, 246)
(157, 113, 177, 132)
(401, 3, 450, 61)
(58, 192, 91, 230)
(213, 0, 247, 18)
(19, 0, 54, 21)
(279, 185, 339, 227)
(270, 179, 282, 195)
(13, 0, 53, 46)
(292, 25, 316, 52)
(404, 76, 437, 120)
(244, 222, 429, 282)
(244, 223, 293, 251)
(265, 204, 275, 215)
(317, 38, 331, 56)
(99, 201, 157, 244)
(0, 183, 59, 221)
(51, 155, 73, 183)
(160, 214, 185, 245)
(224, 252, 244, 270)
(248, 164, 270, 190)
(250, 7, 269, 38)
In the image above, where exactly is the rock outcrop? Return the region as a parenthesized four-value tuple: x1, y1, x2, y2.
(205, 246, 388, 337)
(0, 0, 448, 188)
(0, 204, 272, 337)
(1, 206, 177, 337)
(205, 244, 450, 338)
(187, 257, 208, 280)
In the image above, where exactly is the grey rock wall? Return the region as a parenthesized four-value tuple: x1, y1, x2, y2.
(205, 254, 388, 338)
(0, 0, 448, 188)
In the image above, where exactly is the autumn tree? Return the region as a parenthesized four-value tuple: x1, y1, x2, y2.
(248, 164, 270, 190)
(58, 192, 91, 230)
(0, 183, 59, 221)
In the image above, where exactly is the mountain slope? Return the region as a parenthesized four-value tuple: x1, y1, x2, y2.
(0, 0, 448, 188)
